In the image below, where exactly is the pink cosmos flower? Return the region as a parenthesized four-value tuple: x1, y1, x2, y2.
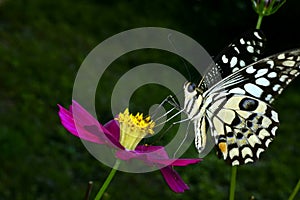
(58, 100, 201, 193)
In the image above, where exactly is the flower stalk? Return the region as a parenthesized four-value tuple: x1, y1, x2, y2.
(256, 14, 264, 29)
(94, 160, 121, 200)
(288, 179, 300, 200)
(229, 166, 237, 200)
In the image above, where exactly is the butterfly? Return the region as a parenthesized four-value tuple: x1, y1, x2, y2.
(183, 30, 300, 165)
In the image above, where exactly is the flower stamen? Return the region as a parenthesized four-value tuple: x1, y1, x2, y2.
(117, 108, 155, 150)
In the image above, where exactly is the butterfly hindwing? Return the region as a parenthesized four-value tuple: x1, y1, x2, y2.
(205, 93, 279, 165)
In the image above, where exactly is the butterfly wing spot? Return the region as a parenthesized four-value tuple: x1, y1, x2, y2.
(253, 31, 263, 40)
(256, 148, 265, 158)
(217, 109, 237, 125)
(241, 146, 253, 158)
(239, 98, 258, 111)
(282, 60, 296, 67)
(232, 67, 240, 72)
(257, 129, 270, 140)
(239, 60, 246, 67)
(218, 142, 227, 154)
(265, 94, 273, 102)
(272, 84, 281, 92)
(271, 110, 279, 122)
(271, 126, 278, 136)
(265, 138, 273, 147)
(229, 147, 239, 159)
(246, 66, 256, 74)
(244, 83, 263, 98)
(247, 134, 262, 147)
(279, 75, 289, 82)
(230, 57, 238, 68)
(290, 69, 298, 75)
(234, 46, 240, 54)
(255, 68, 269, 78)
(244, 158, 254, 164)
(229, 87, 246, 94)
(255, 77, 270, 86)
(232, 160, 240, 166)
(240, 38, 245, 44)
(247, 46, 254, 53)
(277, 53, 286, 59)
(222, 54, 229, 63)
(267, 60, 275, 68)
(267, 71, 277, 78)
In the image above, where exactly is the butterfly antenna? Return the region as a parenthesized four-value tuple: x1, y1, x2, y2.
(167, 33, 192, 81)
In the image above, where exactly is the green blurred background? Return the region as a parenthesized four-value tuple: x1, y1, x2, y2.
(1, 0, 300, 199)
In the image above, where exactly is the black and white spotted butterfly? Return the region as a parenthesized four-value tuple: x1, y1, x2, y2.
(183, 30, 300, 165)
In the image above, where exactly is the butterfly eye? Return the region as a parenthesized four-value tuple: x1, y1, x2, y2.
(187, 83, 196, 93)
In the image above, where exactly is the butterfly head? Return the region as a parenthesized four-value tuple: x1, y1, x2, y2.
(183, 81, 204, 119)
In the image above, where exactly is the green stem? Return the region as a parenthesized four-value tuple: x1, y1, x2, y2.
(256, 14, 264, 29)
(229, 166, 237, 200)
(288, 179, 300, 200)
(94, 160, 121, 200)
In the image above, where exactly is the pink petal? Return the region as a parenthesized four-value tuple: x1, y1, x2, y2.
(58, 101, 121, 147)
(116, 145, 201, 167)
(115, 146, 170, 165)
(169, 158, 202, 166)
(58, 104, 78, 135)
(135, 145, 201, 166)
(160, 166, 189, 193)
(103, 120, 120, 142)
(115, 150, 148, 161)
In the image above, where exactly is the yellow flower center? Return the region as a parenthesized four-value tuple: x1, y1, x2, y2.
(117, 108, 155, 150)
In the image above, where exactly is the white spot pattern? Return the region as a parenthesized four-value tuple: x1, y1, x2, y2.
(230, 57, 238, 68)
(255, 68, 268, 78)
(255, 77, 270, 86)
(246, 66, 256, 74)
(247, 46, 254, 53)
(222, 55, 228, 63)
(244, 83, 263, 98)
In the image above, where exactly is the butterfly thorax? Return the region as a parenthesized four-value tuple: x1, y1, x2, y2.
(183, 81, 211, 153)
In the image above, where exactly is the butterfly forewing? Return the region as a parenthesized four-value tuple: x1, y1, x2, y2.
(201, 30, 266, 89)
(208, 49, 300, 103)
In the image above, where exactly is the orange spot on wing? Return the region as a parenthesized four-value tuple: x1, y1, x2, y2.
(218, 142, 227, 153)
